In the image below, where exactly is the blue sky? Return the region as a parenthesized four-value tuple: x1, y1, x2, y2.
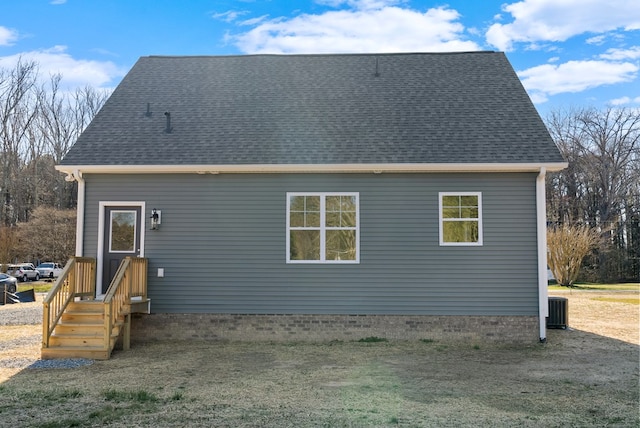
(1, 0, 639, 117)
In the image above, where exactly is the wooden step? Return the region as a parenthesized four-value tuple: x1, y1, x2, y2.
(41, 346, 112, 360)
(67, 301, 104, 312)
(52, 321, 121, 337)
(61, 301, 105, 323)
(53, 322, 121, 335)
(54, 322, 103, 334)
(42, 299, 134, 360)
(49, 334, 114, 347)
(60, 314, 104, 324)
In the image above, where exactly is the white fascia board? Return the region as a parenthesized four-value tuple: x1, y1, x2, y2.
(56, 162, 568, 175)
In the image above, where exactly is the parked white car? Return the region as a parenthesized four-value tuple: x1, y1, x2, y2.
(7, 264, 40, 282)
(36, 262, 63, 279)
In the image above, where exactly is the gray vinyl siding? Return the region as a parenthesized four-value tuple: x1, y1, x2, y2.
(83, 172, 540, 316)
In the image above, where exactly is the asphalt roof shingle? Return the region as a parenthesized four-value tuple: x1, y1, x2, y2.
(60, 52, 565, 167)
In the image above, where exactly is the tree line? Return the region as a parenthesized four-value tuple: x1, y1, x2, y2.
(1, 60, 638, 281)
(1, 59, 107, 266)
(546, 107, 639, 283)
(1, 59, 108, 227)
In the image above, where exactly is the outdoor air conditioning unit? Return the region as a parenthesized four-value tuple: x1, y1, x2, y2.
(547, 296, 568, 329)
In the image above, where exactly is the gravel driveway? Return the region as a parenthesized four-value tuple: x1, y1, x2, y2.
(0, 300, 43, 326)
(0, 297, 94, 370)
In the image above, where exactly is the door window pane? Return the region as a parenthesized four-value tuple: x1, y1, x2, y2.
(110, 210, 137, 252)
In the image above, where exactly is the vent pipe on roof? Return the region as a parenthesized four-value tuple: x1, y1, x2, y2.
(374, 57, 380, 77)
(164, 112, 173, 133)
(145, 103, 152, 117)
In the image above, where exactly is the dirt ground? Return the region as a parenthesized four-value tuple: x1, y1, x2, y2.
(0, 289, 638, 427)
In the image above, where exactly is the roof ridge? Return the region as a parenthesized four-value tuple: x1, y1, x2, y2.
(144, 51, 500, 60)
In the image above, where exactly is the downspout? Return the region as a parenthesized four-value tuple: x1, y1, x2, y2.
(74, 170, 85, 257)
(536, 167, 548, 342)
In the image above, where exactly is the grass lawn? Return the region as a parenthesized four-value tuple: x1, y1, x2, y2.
(17, 281, 53, 294)
(1, 288, 638, 427)
(548, 282, 639, 291)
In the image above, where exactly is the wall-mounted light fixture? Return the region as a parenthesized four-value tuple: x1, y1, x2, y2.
(150, 208, 161, 230)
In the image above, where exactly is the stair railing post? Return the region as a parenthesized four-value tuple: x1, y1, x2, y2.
(123, 314, 131, 350)
(104, 301, 112, 352)
(42, 302, 50, 347)
(70, 261, 76, 298)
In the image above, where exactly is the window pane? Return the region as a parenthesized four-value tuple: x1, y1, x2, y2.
(442, 195, 459, 207)
(326, 195, 356, 227)
(442, 207, 460, 219)
(290, 230, 320, 260)
(326, 196, 341, 212)
(290, 195, 320, 227)
(460, 207, 479, 219)
(306, 196, 320, 212)
(460, 195, 478, 207)
(443, 221, 479, 243)
(341, 211, 356, 227)
(290, 212, 305, 227)
(111, 211, 136, 252)
(290, 195, 305, 211)
(326, 230, 356, 261)
(326, 212, 341, 227)
(306, 212, 320, 227)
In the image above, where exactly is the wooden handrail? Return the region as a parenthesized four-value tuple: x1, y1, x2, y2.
(42, 257, 96, 348)
(103, 257, 148, 350)
(42, 256, 147, 354)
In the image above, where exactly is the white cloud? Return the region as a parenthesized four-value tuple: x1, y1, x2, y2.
(517, 59, 638, 102)
(586, 35, 606, 45)
(231, 5, 479, 54)
(212, 10, 249, 23)
(599, 46, 640, 60)
(486, 0, 640, 51)
(0, 46, 125, 89)
(316, 0, 400, 10)
(50, 0, 67, 4)
(0, 26, 18, 46)
(609, 96, 640, 105)
(239, 15, 270, 26)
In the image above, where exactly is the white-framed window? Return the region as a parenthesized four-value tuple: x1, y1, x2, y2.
(109, 210, 138, 253)
(439, 192, 483, 246)
(287, 192, 360, 263)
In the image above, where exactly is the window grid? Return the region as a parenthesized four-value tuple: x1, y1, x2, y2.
(287, 193, 359, 263)
(439, 192, 483, 246)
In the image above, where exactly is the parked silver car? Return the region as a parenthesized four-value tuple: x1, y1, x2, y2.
(0, 273, 18, 293)
(7, 264, 40, 282)
(36, 262, 63, 279)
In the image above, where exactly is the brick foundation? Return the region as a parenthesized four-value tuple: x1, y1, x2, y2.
(130, 314, 540, 344)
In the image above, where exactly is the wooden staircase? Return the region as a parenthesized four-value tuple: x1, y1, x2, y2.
(41, 257, 148, 360)
(41, 301, 123, 360)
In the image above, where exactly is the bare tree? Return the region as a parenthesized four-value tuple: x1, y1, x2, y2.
(0, 64, 110, 225)
(545, 107, 640, 282)
(37, 78, 109, 210)
(17, 206, 76, 264)
(0, 59, 39, 226)
(547, 224, 600, 286)
(0, 226, 19, 269)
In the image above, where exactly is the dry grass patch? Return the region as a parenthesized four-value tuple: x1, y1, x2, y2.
(0, 289, 638, 427)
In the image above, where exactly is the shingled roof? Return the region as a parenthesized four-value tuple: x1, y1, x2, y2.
(60, 52, 566, 170)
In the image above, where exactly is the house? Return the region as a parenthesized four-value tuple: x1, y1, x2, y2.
(56, 52, 567, 345)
